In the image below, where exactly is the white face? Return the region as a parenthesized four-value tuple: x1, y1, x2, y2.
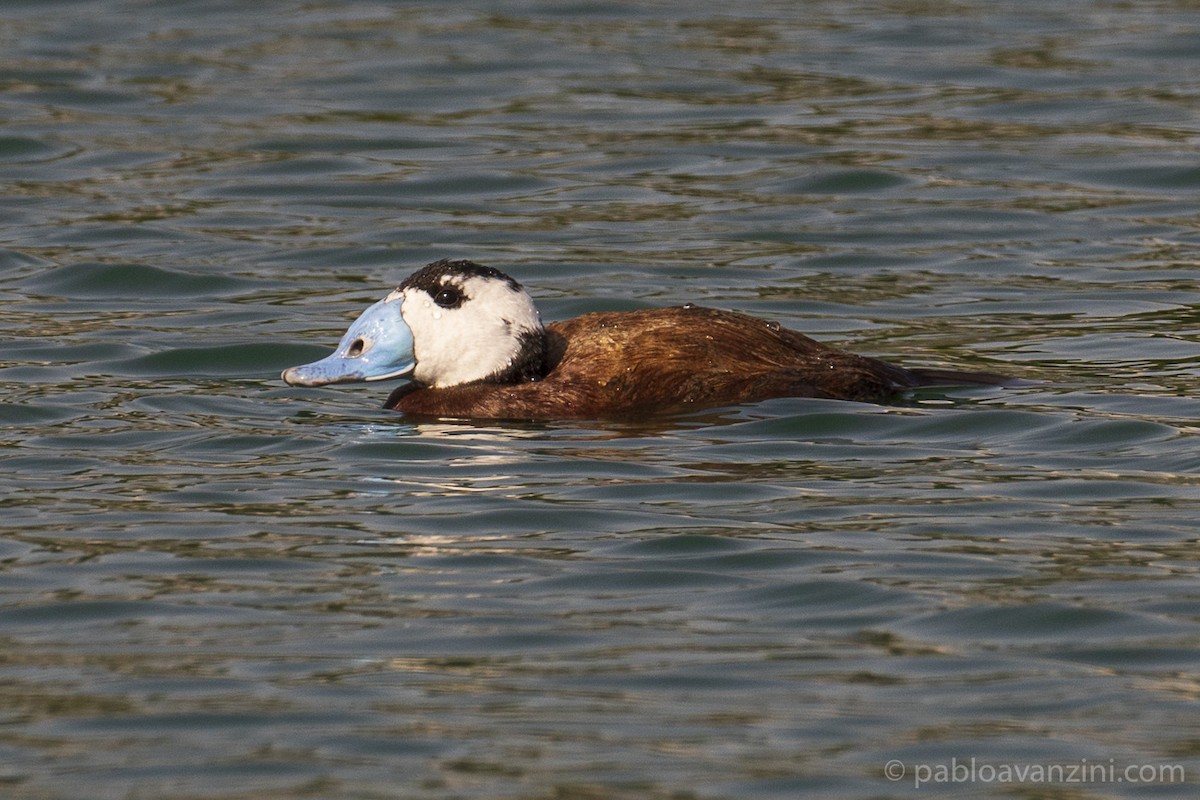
(396, 270, 543, 388)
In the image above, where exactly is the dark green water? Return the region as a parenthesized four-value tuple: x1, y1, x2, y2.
(1, 1, 1198, 798)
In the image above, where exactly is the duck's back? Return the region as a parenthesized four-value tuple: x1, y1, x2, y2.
(388, 306, 923, 419)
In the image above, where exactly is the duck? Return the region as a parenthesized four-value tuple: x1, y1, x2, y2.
(282, 258, 1009, 420)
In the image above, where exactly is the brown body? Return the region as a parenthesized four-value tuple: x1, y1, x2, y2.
(385, 306, 1002, 420)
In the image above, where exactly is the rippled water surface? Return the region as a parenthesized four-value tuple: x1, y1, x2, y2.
(2, 1, 1198, 798)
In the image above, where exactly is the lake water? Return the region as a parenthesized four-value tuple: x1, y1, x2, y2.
(1, 1, 1198, 798)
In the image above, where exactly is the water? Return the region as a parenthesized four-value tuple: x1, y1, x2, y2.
(1, 1, 1198, 798)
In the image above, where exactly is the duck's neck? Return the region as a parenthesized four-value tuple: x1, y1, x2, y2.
(478, 327, 548, 385)
(406, 328, 548, 396)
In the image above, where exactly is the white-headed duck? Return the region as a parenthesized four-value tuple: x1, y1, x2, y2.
(282, 259, 1008, 419)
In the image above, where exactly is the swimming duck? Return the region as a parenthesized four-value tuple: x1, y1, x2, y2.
(282, 259, 1008, 420)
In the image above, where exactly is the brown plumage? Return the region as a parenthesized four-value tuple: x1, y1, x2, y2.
(384, 305, 1005, 420)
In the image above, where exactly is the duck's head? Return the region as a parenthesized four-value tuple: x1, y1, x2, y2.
(282, 259, 545, 389)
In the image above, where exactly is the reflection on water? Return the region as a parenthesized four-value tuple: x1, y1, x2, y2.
(1, 0, 1199, 798)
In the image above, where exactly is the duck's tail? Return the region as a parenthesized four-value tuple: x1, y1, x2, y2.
(905, 366, 1017, 388)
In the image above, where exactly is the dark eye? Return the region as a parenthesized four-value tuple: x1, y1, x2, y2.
(347, 338, 365, 357)
(433, 287, 461, 308)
